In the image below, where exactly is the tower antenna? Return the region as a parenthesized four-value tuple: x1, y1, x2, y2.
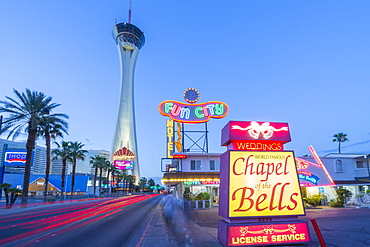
(128, 0, 132, 23)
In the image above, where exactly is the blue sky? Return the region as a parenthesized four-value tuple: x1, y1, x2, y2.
(1, 1, 370, 177)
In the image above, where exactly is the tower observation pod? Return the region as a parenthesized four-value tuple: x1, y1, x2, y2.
(111, 23, 145, 181)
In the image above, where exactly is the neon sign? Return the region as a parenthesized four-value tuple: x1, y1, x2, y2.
(229, 141, 283, 151)
(295, 145, 335, 187)
(114, 160, 134, 170)
(183, 181, 219, 185)
(297, 171, 319, 185)
(227, 222, 310, 246)
(232, 122, 288, 139)
(166, 119, 174, 158)
(173, 154, 187, 159)
(158, 100, 229, 123)
(222, 121, 291, 146)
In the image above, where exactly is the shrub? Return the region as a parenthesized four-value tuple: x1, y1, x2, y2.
(304, 194, 322, 207)
(330, 186, 351, 207)
(329, 199, 342, 207)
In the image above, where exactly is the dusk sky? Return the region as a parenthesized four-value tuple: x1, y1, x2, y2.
(1, 1, 370, 178)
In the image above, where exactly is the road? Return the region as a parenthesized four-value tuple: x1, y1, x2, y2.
(0, 194, 162, 247)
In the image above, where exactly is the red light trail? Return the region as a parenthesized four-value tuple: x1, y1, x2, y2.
(0, 194, 160, 246)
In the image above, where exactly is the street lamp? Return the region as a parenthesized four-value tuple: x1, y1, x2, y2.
(365, 154, 370, 180)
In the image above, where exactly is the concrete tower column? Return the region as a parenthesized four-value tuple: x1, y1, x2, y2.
(111, 23, 145, 182)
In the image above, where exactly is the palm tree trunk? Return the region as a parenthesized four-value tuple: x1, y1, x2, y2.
(71, 158, 76, 201)
(99, 168, 103, 197)
(60, 158, 67, 202)
(106, 170, 111, 196)
(21, 125, 37, 206)
(93, 167, 98, 197)
(43, 132, 51, 203)
(339, 142, 341, 154)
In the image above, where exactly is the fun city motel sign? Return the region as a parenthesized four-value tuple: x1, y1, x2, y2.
(218, 121, 310, 246)
(159, 88, 229, 158)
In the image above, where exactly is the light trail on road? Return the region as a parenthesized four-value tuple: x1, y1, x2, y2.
(0, 194, 160, 246)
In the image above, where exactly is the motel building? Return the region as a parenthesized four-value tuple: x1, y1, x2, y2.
(299, 152, 370, 205)
(161, 153, 221, 208)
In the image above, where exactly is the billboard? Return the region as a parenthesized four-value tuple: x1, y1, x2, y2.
(114, 160, 134, 170)
(227, 222, 310, 246)
(4, 150, 27, 167)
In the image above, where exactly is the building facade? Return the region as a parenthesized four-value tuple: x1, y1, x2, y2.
(162, 153, 221, 207)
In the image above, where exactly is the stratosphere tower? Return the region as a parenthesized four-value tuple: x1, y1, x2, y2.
(111, 22, 145, 181)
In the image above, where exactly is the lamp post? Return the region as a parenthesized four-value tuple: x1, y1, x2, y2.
(366, 155, 370, 180)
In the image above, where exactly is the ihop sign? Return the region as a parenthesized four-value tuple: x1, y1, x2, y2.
(4, 150, 27, 167)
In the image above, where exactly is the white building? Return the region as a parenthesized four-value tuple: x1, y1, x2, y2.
(301, 153, 370, 197)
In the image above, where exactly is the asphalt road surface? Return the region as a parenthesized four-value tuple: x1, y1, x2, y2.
(0, 194, 162, 247)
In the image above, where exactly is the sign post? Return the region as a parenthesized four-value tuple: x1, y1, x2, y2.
(218, 121, 310, 246)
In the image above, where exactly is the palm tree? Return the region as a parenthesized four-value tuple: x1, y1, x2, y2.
(38, 115, 68, 203)
(68, 141, 87, 200)
(0, 183, 11, 208)
(90, 155, 107, 197)
(110, 165, 119, 195)
(333, 132, 349, 153)
(99, 159, 110, 196)
(126, 175, 136, 193)
(105, 162, 116, 196)
(52, 141, 71, 201)
(0, 89, 61, 206)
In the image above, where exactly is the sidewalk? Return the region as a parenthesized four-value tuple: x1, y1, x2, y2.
(140, 196, 222, 247)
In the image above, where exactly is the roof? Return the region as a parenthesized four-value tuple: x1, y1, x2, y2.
(3, 174, 89, 192)
(173, 153, 221, 157)
(162, 172, 219, 184)
(324, 153, 368, 158)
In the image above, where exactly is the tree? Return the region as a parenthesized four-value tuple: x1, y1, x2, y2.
(332, 132, 349, 153)
(105, 162, 116, 196)
(99, 159, 110, 196)
(148, 178, 155, 187)
(52, 141, 72, 201)
(139, 177, 147, 191)
(0, 89, 61, 206)
(69, 141, 87, 200)
(0, 183, 22, 208)
(38, 115, 68, 203)
(90, 155, 108, 197)
(126, 175, 136, 193)
(0, 183, 11, 208)
(110, 165, 119, 195)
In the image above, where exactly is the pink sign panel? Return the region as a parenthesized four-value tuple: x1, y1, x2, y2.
(114, 160, 134, 170)
(222, 121, 291, 146)
(228, 222, 310, 246)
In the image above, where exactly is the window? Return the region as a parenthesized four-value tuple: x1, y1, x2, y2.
(356, 161, 366, 168)
(210, 160, 220, 170)
(190, 160, 201, 170)
(335, 159, 343, 172)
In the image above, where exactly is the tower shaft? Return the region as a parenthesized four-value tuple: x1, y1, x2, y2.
(111, 23, 145, 181)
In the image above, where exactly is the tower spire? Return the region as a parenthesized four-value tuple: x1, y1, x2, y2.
(128, 0, 132, 23)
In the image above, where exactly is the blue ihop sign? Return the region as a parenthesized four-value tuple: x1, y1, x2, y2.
(4, 150, 29, 167)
